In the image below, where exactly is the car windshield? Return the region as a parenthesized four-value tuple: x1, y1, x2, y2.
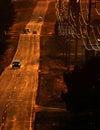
(25, 28, 30, 31)
(13, 60, 20, 64)
(33, 31, 37, 34)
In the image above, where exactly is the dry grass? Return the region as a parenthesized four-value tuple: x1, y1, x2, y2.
(36, 2, 67, 108)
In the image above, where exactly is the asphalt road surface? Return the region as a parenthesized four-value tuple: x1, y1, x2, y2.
(0, 1, 50, 130)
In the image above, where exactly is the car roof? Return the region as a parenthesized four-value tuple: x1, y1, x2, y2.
(12, 60, 21, 63)
(38, 16, 43, 19)
(33, 30, 37, 33)
(25, 28, 30, 30)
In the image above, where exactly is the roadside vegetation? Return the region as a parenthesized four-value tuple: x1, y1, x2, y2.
(0, 0, 15, 73)
(36, 1, 100, 130)
(0, 0, 15, 43)
(37, 1, 67, 108)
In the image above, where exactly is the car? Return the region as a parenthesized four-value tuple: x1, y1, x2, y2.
(12, 60, 21, 69)
(23, 28, 31, 34)
(32, 30, 37, 34)
(37, 16, 43, 22)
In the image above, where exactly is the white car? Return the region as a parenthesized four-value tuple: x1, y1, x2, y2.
(23, 28, 31, 34)
(37, 16, 43, 22)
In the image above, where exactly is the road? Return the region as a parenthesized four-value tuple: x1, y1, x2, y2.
(0, 1, 50, 130)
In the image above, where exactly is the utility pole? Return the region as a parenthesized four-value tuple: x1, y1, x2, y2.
(74, 0, 80, 66)
(87, 0, 92, 35)
(59, 0, 62, 12)
(86, 0, 92, 60)
(68, 0, 80, 69)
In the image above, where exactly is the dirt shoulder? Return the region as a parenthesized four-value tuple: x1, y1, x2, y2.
(37, 1, 67, 108)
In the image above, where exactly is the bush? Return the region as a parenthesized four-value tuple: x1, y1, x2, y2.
(62, 56, 100, 113)
(0, 0, 15, 42)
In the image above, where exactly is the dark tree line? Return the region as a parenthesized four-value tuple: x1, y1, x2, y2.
(62, 56, 100, 113)
(61, 55, 100, 129)
(0, 0, 15, 43)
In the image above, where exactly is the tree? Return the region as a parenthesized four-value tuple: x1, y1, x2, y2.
(0, 0, 15, 42)
(62, 56, 100, 113)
